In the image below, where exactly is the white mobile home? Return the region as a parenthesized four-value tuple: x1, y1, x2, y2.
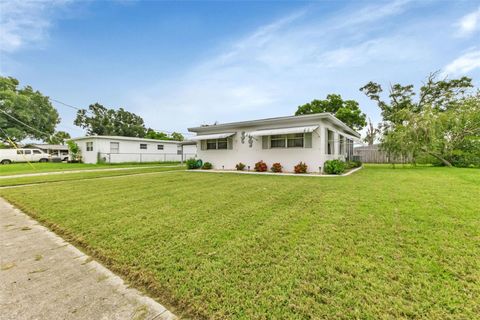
(72, 136, 197, 164)
(188, 113, 360, 173)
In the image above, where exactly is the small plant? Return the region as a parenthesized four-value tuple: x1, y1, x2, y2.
(294, 162, 308, 174)
(254, 160, 268, 172)
(271, 162, 282, 173)
(67, 140, 82, 162)
(202, 162, 213, 170)
(236, 162, 246, 171)
(324, 159, 346, 174)
(186, 158, 201, 169)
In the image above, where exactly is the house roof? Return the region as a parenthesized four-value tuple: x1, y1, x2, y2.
(188, 113, 360, 138)
(33, 144, 69, 150)
(71, 135, 182, 144)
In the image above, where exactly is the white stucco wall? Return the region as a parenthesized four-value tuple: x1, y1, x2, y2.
(73, 137, 196, 164)
(194, 119, 350, 173)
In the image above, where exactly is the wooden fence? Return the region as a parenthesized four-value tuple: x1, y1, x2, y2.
(354, 146, 411, 164)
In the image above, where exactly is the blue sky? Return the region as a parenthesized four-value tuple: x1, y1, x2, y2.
(1, 0, 479, 138)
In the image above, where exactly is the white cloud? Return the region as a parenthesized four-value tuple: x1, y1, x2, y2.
(455, 7, 480, 37)
(0, 0, 69, 53)
(442, 49, 480, 76)
(129, 0, 420, 129)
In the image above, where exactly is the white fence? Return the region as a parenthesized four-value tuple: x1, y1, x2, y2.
(98, 152, 196, 164)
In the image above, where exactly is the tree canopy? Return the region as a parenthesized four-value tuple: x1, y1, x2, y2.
(74, 103, 147, 137)
(0, 76, 60, 143)
(294, 94, 367, 131)
(145, 128, 184, 141)
(48, 131, 71, 145)
(360, 73, 479, 167)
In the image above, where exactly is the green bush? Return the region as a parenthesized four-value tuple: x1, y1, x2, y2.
(346, 160, 362, 169)
(324, 159, 346, 174)
(202, 162, 213, 170)
(186, 158, 201, 169)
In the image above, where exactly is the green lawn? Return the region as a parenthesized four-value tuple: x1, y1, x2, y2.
(0, 161, 181, 176)
(0, 165, 185, 187)
(1, 165, 479, 319)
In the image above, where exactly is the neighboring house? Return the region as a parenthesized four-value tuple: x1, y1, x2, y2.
(188, 113, 360, 173)
(33, 144, 70, 160)
(72, 136, 197, 164)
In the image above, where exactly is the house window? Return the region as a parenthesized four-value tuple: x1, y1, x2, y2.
(339, 135, 345, 154)
(288, 133, 304, 148)
(270, 135, 286, 148)
(206, 138, 228, 150)
(140, 143, 147, 150)
(110, 142, 119, 153)
(157, 144, 164, 150)
(86, 142, 93, 151)
(327, 130, 334, 155)
(270, 134, 304, 148)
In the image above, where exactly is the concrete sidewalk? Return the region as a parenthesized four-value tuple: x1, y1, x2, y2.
(0, 165, 182, 179)
(0, 198, 176, 320)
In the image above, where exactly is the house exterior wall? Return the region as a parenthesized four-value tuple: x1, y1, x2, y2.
(194, 118, 351, 173)
(182, 144, 197, 158)
(74, 137, 196, 164)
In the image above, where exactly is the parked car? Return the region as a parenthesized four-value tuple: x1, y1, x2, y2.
(0, 148, 51, 164)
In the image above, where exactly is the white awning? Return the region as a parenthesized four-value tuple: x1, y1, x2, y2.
(248, 125, 318, 137)
(188, 132, 235, 141)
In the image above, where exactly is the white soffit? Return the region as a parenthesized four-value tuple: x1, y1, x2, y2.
(249, 126, 319, 137)
(189, 132, 235, 141)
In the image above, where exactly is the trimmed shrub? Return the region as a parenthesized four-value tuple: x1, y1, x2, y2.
(202, 162, 213, 170)
(186, 158, 201, 169)
(271, 162, 282, 173)
(236, 162, 246, 171)
(294, 162, 308, 174)
(254, 160, 268, 172)
(346, 160, 362, 169)
(324, 159, 346, 174)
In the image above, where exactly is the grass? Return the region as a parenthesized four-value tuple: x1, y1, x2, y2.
(0, 166, 185, 187)
(0, 161, 181, 176)
(0, 165, 479, 319)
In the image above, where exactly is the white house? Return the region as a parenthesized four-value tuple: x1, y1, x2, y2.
(72, 136, 197, 164)
(188, 113, 360, 173)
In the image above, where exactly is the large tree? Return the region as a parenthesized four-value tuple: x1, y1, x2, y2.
(295, 94, 367, 131)
(0, 76, 60, 143)
(364, 118, 380, 146)
(360, 73, 478, 166)
(74, 103, 147, 137)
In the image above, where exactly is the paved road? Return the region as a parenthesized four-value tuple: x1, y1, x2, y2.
(0, 198, 176, 320)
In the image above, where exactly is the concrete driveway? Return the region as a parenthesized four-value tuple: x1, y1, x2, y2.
(0, 198, 176, 320)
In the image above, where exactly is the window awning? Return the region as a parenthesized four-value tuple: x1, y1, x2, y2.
(248, 125, 318, 137)
(188, 132, 235, 141)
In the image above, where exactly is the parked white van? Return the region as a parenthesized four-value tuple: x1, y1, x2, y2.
(0, 149, 51, 164)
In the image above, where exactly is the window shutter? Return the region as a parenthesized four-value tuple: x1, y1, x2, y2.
(228, 137, 233, 149)
(262, 136, 269, 149)
(304, 132, 312, 148)
(200, 140, 206, 150)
